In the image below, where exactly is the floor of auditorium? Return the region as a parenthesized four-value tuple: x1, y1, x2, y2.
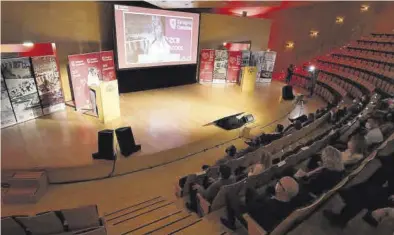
(2, 81, 323, 170)
(2, 81, 331, 234)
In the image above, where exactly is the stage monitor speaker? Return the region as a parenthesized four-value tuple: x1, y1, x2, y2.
(282, 85, 295, 100)
(92, 129, 116, 160)
(115, 127, 141, 157)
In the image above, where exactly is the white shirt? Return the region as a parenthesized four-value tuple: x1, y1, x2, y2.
(365, 128, 384, 146)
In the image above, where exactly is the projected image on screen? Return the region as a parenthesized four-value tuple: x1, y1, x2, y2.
(114, 5, 200, 69)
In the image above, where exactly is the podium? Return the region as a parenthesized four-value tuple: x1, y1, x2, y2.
(241, 66, 257, 92)
(89, 80, 120, 123)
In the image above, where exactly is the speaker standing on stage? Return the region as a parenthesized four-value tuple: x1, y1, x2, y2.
(285, 64, 294, 84)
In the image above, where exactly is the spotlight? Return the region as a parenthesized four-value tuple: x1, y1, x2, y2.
(308, 65, 316, 72)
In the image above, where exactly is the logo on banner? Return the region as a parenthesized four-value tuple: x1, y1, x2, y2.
(202, 52, 209, 60)
(229, 57, 236, 65)
(170, 19, 177, 30)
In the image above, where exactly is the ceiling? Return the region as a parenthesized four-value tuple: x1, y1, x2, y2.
(145, 1, 318, 17)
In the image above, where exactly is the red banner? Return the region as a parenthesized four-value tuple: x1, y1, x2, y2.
(68, 52, 102, 110)
(226, 51, 242, 83)
(198, 49, 215, 83)
(100, 51, 116, 82)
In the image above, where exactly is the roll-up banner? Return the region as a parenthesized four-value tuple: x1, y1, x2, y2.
(198, 49, 215, 83)
(212, 50, 228, 84)
(226, 51, 242, 83)
(31, 55, 65, 114)
(1, 57, 43, 123)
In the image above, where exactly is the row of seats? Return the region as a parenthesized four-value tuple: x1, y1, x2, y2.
(358, 36, 394, 44)
(332, 48, 394, 67)
(290, 75, 337, 105)
(317, 70, 367, 98)
(348, 43, 394, 54)
(196, 116, 335, 217)
(242, 93, 394, 235)
(371, 33, 394, 38)
(1, 205, 106, 235)
(316, 56, 394, 95)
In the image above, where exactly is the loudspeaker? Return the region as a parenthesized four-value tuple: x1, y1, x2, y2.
(282, 85, 295, 100)
(115, 127, 141, 157)
(92, 129, 115, 160)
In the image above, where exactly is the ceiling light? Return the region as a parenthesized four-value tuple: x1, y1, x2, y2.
(310, 30, 319, 38)
(361, 4, 369, 12)
(336, 16, 344, 24)
(285, 41, 295, 49)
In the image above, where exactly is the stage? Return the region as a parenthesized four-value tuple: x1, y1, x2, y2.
(1, 81, 325, 182)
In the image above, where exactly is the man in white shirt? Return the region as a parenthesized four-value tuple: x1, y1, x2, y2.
(365, 117, 384, 146)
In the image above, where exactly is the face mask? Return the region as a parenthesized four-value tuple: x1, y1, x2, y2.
(365, 123, 371, 130)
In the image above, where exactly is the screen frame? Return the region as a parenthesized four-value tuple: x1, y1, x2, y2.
(113, 4, 201, 71)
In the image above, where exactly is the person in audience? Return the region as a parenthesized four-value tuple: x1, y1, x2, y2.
(364, 116, 384, 146)
(329, 107, 339, 124)
(294, 146, 345, 195)
(285, 64, 294, 84)
(323, 153, 394, 228)
(289, 114, 308, 123)
(340, 134, 366, 165)
(220, 176, 300, 231)
(348, 98, 363, 114)
(284, 120, 302, 135)
(246, 124, 284, 147)
(302, 113, 315, 127)
(186, 164, 235, 212)
(236, 151, 273, 180)
(201, 145, 238, 171)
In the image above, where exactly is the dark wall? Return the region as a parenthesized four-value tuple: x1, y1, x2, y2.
(117, 65, 197, 93)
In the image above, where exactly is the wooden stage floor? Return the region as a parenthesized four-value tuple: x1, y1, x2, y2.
(1, 81, 325, 171)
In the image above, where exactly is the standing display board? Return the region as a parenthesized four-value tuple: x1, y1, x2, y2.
(89, 80, 120, 123)
(226, 51, 242, 83)
(31, 55, 65, 114)
(259, 51, 277, 83)
(212, 50, 228, 84)
(68, 52, 101, 111)
(100, 51, 116, 82)
(68, 51, 116, 111)
(1, 57, 43, 123)
(1, 73, 17, 128)
(198, 49, 215, 83)
(251, 51, 277, 83)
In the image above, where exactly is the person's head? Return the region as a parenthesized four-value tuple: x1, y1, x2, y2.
(274, 176, 299, 201)
(225, 145, 237, 157)
(294, 120, 302, 130)
(289, 64, 294, 68)
(316, 109, 321, 115)
(151, 15, 165, 38)
(219, 165, 232, 180)
(276, 124, 284, 133)
(347, 134, 366, 154)
(321, 146, 345, 171)
(308, 113, 315, 121)
(366, 116, 381, 130)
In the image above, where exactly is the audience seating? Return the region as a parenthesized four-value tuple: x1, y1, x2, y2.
(241, 94, 394, 235)
(1, 205, 106, 235)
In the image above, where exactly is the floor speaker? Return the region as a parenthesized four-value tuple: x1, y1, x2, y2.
(92, 129, 115, 160)
(282, 85, 295, 100)
(115, 127, 141, 157)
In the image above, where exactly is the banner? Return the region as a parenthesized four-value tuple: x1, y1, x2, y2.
(1, 73, 17, 128)
(212, 50, 228, 83)
(251, 51, 277, 83)
(31, 55, 65, 114)
(100, 51, 116, 82)
(1, 57, 43, 122)
(68, 52, 102, 111)
(226, 51, 242, 83)
(259, 51, 277, 83)
(198, 49, 215, 83)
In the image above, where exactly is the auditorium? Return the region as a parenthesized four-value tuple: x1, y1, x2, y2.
(1, 1, 394, 235)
